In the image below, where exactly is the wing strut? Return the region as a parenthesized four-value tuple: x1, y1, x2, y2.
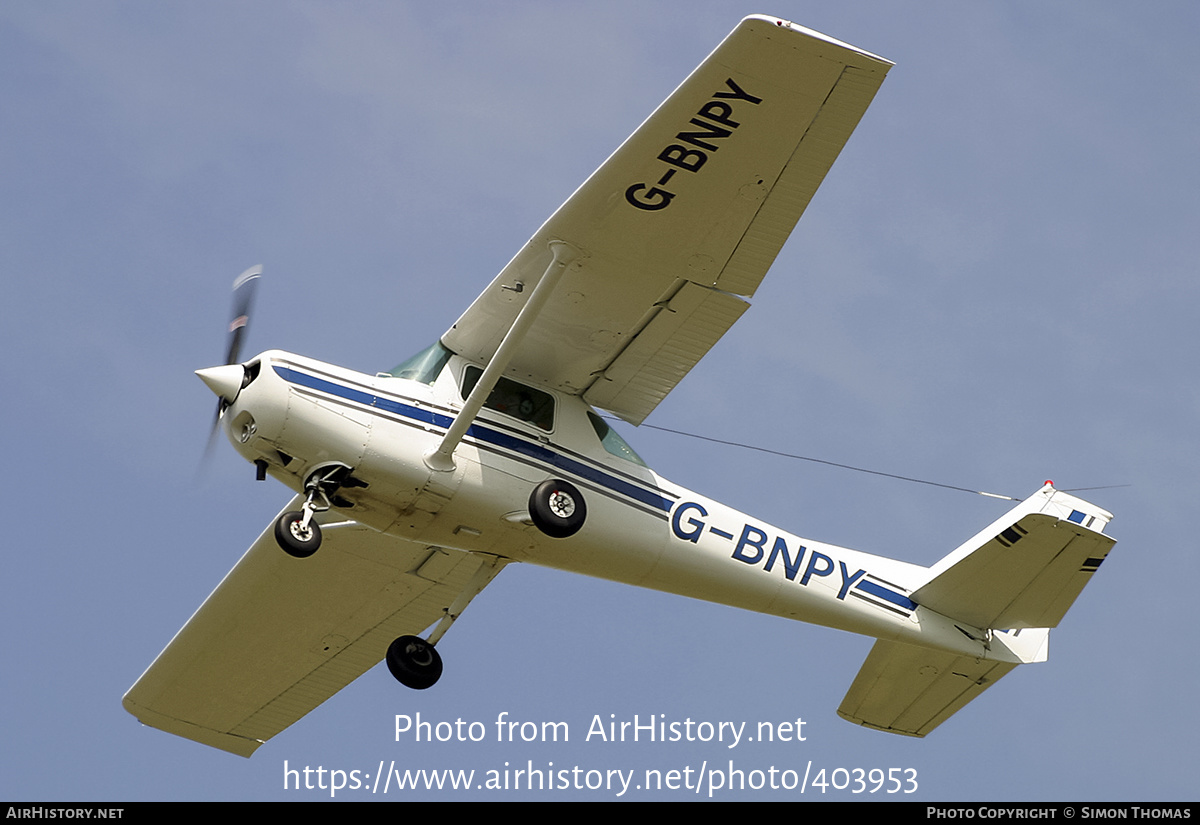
(424, 240, 581, 472)
(426, 554, 508, 645)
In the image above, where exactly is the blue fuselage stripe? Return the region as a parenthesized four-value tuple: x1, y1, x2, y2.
(855, 579, 917, 611)
(274, 366, 672, 512)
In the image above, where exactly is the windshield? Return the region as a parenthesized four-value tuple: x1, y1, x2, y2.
(588, 412, 648, 467)
(386, 341, 453, 385)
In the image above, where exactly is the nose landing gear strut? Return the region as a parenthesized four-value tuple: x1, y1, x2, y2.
(273, 462, 362, 558)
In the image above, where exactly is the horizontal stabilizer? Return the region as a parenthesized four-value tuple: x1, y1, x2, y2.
(838, 639, 1020, 737)
(912, 484, 1116, 629)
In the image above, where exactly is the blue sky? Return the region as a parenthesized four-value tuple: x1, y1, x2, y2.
(2, 1, 1197, 801)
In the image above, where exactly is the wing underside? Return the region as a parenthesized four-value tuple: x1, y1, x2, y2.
(442, 16, 892, 424)
(124, 499, 503, 756)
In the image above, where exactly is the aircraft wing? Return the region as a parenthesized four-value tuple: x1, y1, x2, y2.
(124, 498, 504, 756)
(442, 16, 892, 424)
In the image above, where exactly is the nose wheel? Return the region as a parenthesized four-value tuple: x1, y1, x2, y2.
(386, 635, 443, 690)
(274, 510, 322, 558)
(273, 462, 359, 558)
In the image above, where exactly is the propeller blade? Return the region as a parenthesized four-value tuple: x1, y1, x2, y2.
(203, 266, 262, 470)
(202, 405, 223, 469)
(225, 265, 262, 366)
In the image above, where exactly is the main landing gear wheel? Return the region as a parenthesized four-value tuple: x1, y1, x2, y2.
(386, 635, 443, 690)
(274, 510, 322, 558)
(528, 478, 586, 538)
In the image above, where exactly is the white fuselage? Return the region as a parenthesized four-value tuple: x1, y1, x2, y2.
(221, 350, 1027, 665)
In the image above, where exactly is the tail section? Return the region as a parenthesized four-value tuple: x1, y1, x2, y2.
(839, 483, 1115, 736)
(912, 483, 1115, 630)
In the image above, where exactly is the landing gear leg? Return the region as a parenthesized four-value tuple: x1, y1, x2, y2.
(273, 462, 356, 557)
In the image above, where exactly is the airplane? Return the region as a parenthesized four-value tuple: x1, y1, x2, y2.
(123, 15, 1116, 757)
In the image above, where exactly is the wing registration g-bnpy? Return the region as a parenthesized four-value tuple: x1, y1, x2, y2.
(124, 15, 1116, 757)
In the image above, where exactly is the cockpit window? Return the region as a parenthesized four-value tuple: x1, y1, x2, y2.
(461, 366, 555, 431)
(588, 411, 648, 467)
(386, 341, 453, 385)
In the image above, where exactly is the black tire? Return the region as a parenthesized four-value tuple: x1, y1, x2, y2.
(386, 635, 443, 690)
(528, 478, 586, 538)
(274, 511, 322, 558)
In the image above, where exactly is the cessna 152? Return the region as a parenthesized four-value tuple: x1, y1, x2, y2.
(124, 15, 1116, 756)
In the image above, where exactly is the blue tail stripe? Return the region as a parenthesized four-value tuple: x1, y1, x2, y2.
(856, 579, 917, 611)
